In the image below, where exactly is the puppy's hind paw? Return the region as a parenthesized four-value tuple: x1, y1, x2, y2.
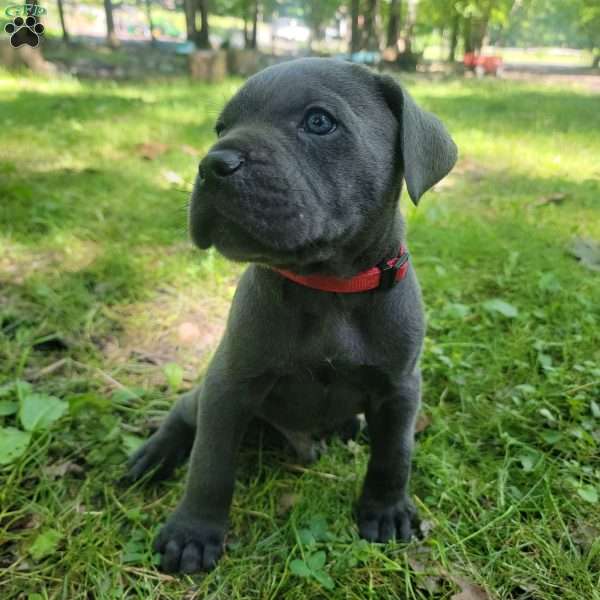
(155, 512, 226, 573)
(357, 497, 419, 544)
(124, 427, 193, 484)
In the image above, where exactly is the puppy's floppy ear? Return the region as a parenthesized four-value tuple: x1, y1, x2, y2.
(378, 74, 457, 204)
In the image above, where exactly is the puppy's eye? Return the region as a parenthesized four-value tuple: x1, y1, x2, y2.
(215, 122, 225, 137)
(303, 109, 336, 135)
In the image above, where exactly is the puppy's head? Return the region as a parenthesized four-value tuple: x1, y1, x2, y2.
(189, 58, 456, 271)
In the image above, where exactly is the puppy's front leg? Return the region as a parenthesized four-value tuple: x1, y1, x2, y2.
(357, 371, 421, 543)
(155, 363, 272, 573)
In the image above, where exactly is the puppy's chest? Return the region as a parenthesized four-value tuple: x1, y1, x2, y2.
(293, 309, 372, 364)
(256, 310, 393, 432)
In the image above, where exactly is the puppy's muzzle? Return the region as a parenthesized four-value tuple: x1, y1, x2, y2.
(199, 149, 245, 180)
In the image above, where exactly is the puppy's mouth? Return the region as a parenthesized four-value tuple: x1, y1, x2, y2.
(188, 176, 334, 267)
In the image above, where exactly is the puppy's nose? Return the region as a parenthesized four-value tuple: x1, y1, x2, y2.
(199, 150, 244, 179)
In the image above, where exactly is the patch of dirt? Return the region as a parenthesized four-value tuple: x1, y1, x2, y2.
(0, 240, 99, 285)
(101, 285, 230, 386)
(433, 157, 490, 192)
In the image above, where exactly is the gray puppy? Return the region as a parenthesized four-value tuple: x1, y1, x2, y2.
(127, 57, 457, 573)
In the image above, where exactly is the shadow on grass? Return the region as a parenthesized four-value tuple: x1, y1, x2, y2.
(0, 163, 190, 245)
(1, 249, 147, 340)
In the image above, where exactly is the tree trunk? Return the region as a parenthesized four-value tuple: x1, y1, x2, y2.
(184, 0, 195, 41)
(471, 17, 489, 53)
(243, 0, 250, 48)
(196, 0, 210, 49)
(56, 0, 69, 42)
(145, 0, 155, 42)
(462, 16, 473, 54)
(103, 0, 118, 47)
(363, 0, 379, 51)
(386, 0, 401, 49)
(350, 0, 360, 54)
(448, 11, 459, 61)
(250, 0, 258, 50)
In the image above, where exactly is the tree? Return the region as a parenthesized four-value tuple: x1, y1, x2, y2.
(362, 0, 380, 51)
(350, 0, 361, 53)
(579, 0, 600, 67)
(418, 0, 458, 59)
(448, 9, 461, 60)
(145, 0, 155, 42)
(183, 0, 211, 49)
(197, 0, 210, 48)
(249, 0, 258, 49)
(488, 0, 599, 66)
(305, 0, 340, 51)
(103, 0, 118, 47)
(56, 0, 69, 42)
(386, 0, 402, 49)
(183, 0, 194, 40)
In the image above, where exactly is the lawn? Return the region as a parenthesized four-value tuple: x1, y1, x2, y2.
(0, 66, 599, 600)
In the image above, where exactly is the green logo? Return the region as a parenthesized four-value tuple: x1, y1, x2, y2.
(5, 4, 46, 17)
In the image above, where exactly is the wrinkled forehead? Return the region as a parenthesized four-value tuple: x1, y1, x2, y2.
(220, 59, 382, 124)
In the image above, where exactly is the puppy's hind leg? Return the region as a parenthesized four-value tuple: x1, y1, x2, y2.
(272, 424, 323, 464)
(126, 388, 198, 483)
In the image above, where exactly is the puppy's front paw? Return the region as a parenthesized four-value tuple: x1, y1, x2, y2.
(357, 497, 419, 543)
(155, 512, 226, 573)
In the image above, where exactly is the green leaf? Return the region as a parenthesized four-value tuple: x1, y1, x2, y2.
(298, 528, 316, 546)
(537, 352, 553, 370)
(29, 529, 62, 561)
(570, 237, 600, 272)
(577, 485, 598, 504)
(0, 400, 18, 416)
(309, 514, 330, 540)
(122, 433, 145, 455)
(15, 380, 32, 400)
(0, 427, 31, 464)
(517, 451, 541, 472)
(591, 400, 600, 419)
(307, 550, 326, 571)
(68, 393, 110, 415)
(289, 559, 312, 578)
(514, 384, 536, 396)
(538, 272, 562, 292)
(28, 594, 44, 600)
(482, 298, 519, 318)
(163, 362, 184, 391)
(19, 393, 68, 432)
(122, 537, 146, 564)
(539, 408, 556, 422)
(0, 382, 15, 398)
(352, 538, 372, 563)
(541, 430, 562, 444)
(444, 302, 471, 319)
(313, 569, 335, 590)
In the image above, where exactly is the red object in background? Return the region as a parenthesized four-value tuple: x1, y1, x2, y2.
(463, 52, 504, 75)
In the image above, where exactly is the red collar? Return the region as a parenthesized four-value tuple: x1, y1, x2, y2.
(273, 246, 409, 293)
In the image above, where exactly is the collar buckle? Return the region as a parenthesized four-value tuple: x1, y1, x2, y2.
(377, 251, 410, 290)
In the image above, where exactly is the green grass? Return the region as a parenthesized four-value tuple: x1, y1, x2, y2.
(1, 66, 599, 600)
